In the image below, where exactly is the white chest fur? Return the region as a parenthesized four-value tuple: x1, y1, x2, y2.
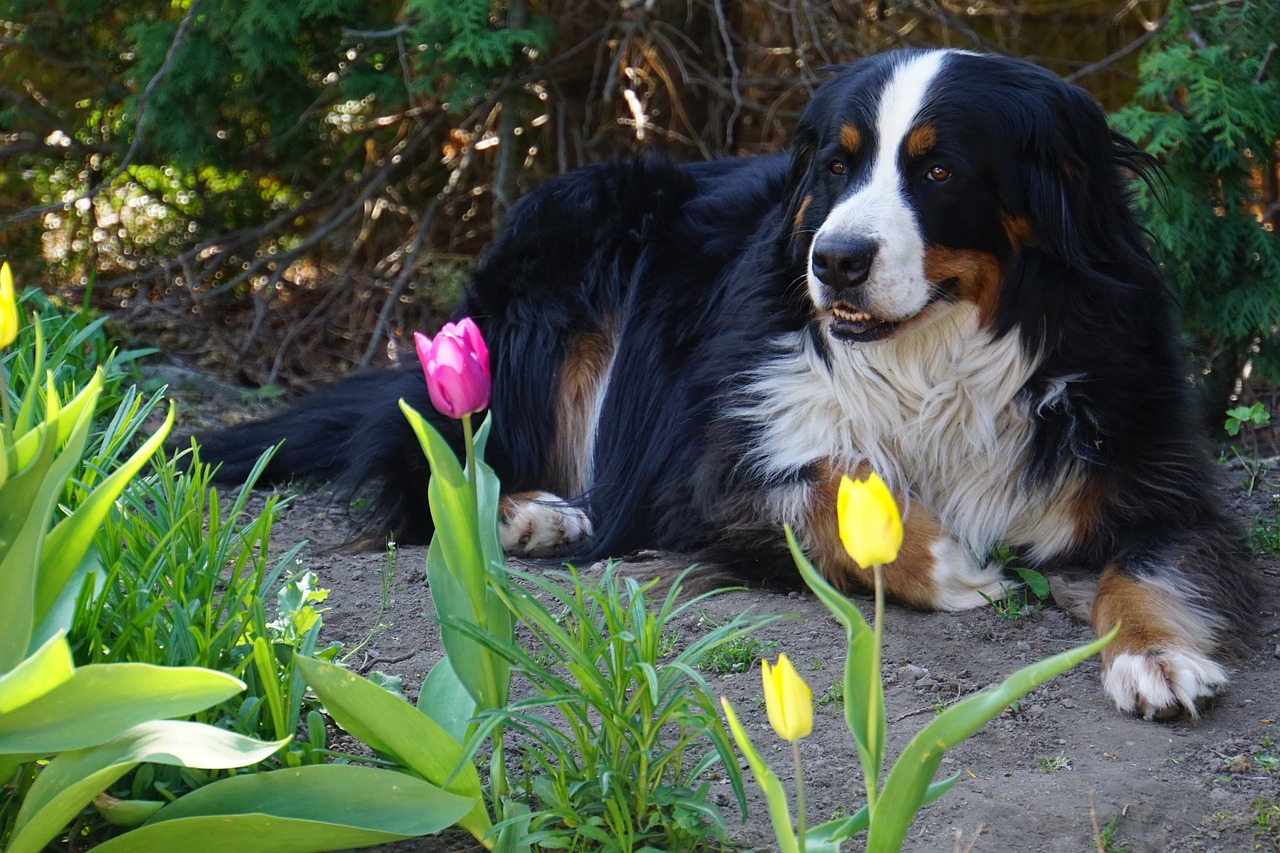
(737, 304, 1084, 561)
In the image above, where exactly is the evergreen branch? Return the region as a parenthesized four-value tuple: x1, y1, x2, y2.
(5, 0, 205, 225)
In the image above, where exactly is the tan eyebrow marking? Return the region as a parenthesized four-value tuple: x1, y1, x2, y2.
(839, 123, 862, 153)
(906, 122, 937, 158)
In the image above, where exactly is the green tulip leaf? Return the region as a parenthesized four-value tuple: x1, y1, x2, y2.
(804, 773, 960, 851)
(400, 400, 487, 612)
(0, 663, 244, 756)
(0, 632, 74, 713)
(7, 721, 285, 853)
(786, 526, 884, 788)
(868, 625, 1117, 851)
(294, 654, 492, 842)
(0, 392, 97, 672)
(720, 698, 799, 853)
(426, 536, 511, 711)
(90, 765, 476, 853)
(34, 403, 174, 638)
(418, 656, 478, 744)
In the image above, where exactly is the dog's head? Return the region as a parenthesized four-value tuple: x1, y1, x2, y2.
(784, 49, 1160, 348)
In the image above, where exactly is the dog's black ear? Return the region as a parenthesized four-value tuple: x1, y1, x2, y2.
(1016, 80, 1156, 277)
(780, 130, 818, 261)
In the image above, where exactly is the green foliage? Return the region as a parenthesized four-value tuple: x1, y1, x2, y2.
(1225, 402, 1271, 436)
(1, 287, 154, 428)
(0, 263, 487, 852)
(467, 566, 767, 852)
(1109, 0, 1280, 387)
(0, 0, 550, 308)
(696, 614, 777, 674)
(406, 0, 553, 108)
(725, 527, 1117, 852)
(74, 444, 347, 780)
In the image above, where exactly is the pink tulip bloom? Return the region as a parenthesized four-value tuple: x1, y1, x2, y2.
(414, 318, 491, 419)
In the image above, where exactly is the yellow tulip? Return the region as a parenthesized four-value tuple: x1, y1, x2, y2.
(0, 262, 16, 348)
(836, 472, 903, 568)
(762, 653, 812, 742)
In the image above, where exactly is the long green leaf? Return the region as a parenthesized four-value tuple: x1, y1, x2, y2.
(868, 626, 1117, 851)
(786, 526, 884, 788)
(804, 774, 960, 851)
(33, 403, 174, 637)
(294, 654, 492, 842)
(0, 632, 74, 713)
(0, 663, 244, 755)
(418, 655, 479, 744)
(400, 400, 486, 613)
(91, 765, 476, 853)
(8, 721, 285, 853)
(426, 536, 511, 710)
(720, 698, 799, 853)
(0, 386, 98, 672)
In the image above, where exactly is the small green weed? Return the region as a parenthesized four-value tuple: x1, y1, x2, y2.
(696, 616, 776, 673)
(1248, 513, 1280, 558)
(1035, 752, 1070, 773)
(1097, 813, 1134, 853)
(342, 538, 398, 661)
(983, 545, 1051, 619)
(1251, 795, 1280, 846)
(1225, 402, 1271, 436)
(817, 681, 845, 706)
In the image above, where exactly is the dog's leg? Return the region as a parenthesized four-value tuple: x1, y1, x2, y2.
(1089, 565, 1229, 720)
(1061, 520, 1255, 721)
(498, 491, 594, 557)
(798, 466, 1011, 610)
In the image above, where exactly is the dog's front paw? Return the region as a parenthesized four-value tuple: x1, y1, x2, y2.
(498, 491, 593, 557)
(1102, 648, 1227, 721)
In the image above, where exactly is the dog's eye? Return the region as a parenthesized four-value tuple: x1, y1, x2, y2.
(926, 165, 952, 183)
(829, 160, 847, 176)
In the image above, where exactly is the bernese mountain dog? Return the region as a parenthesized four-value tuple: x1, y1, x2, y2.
(198, 49, 1258, 721)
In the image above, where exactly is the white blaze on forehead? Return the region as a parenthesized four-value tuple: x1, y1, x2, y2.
(809, 51, 950, 320)
(869, 51, 947, 181)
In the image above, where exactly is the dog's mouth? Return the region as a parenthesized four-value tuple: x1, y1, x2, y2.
(830, 303, 898, 342)
(827, 279, 960, 343)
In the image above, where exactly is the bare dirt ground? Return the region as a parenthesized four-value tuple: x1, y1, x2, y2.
(171, 371, 1280, 853)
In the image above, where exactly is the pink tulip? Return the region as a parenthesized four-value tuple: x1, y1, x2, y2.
(414, 318, 491, 419)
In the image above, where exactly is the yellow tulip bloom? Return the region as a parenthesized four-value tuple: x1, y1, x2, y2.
(836, 472, 903, 568)
(0, 262, 16, 348)
(762, 653, 812, 742)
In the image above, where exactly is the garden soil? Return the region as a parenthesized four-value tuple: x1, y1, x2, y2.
(175, 377, 1280, 853)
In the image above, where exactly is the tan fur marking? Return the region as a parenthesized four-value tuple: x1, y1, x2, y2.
(923, 246, 1002, 327)
(793, 194, 813, 233)
(839, 123, 861, 153)
(801, 462, 941, 609)
(1067, 477, 1108, 545)
(906, 123, 937, 158)
(1092, 568, 1192, 665)
(550, 328, 615, 495)
(1001, 214, 1033, 247)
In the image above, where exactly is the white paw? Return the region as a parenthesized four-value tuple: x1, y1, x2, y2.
(499, 491, 593, 557)
(928, 538, 1016, 611)
(1103, 649, 1227, 721)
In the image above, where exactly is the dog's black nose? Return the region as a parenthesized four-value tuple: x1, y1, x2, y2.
(811, 236, 878, 290)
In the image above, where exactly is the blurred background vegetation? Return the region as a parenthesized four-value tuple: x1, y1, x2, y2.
(0, 0, 1276, 420)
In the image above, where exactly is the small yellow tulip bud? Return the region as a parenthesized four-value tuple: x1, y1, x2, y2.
(836, 472, 903, 569)
(762, 653, 812, 742)
(0, 263, 17, 348)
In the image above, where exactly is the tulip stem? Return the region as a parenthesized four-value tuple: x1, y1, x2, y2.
(792, 739, 807, 852)
(0, 362, 11, 430)
(461, 412, 478, 503)
(866, 561, 885, 819)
